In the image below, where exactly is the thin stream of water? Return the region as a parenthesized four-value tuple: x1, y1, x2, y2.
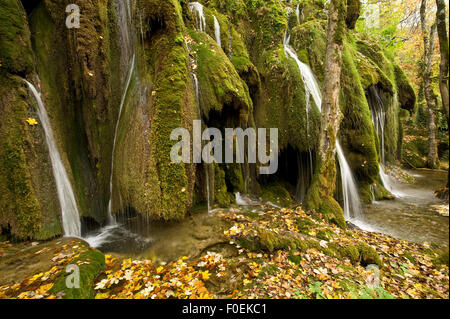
(24, 80, 81, 237)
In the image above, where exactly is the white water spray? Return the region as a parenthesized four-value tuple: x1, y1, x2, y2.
(366, 86, 402, 197)
(283, 34, 364, 222)
(107, 55, 136, 223)
(213, 15, 221, 47)
(367, 86, 386, 163)
(24, 80, 81, 237)
(189, 2, 206, 32)
(235, 192, 248, 206)
(295, 4, 300, 22)
(192, 74, 212, 212)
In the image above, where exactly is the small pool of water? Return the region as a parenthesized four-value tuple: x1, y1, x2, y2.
(363, 169, 449, 246)
(84, 169, 448, 259)
(83, 208, 232, 262)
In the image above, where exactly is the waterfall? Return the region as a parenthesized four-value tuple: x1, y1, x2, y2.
(336, 142, 363, 219)
(283, 34, 322, 112)
(24, 80, 81, 237)
(213, 15, 221, 47)
(107, 0, 136, 223)
(192, 74, 212, 212)
(283, 33, 364, 221)
(107, 55, 136, 223)
(295, 4, 300, 22)
(367, 86, 386, 163)
(366, 86, 401, 197)
(235, 192, 248, 206)
(189, 2, 206, 32)
(115, 0, 133, 79)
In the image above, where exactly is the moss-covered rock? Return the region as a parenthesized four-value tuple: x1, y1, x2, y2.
(214, 164, 234, 207)
(339, 41, 379, 203)
(28, 1, 109, 225)
(189, 29, 252, 124)
(0, 75, 62, 240)
(116, 0, 196, 221)
(50, 248, 106, 299)
(356, 242, 382, 267)
(394, 64, 416, 112)
(345, 0, 361, 29)
(0, 0, 34, 75)
(261, 183, 293, 207)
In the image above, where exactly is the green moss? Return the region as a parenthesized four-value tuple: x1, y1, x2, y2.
(356, 242, 382, 267)
(223, 163, 245, 193)
(394, 64, 416, 112)
(189, 29, 252, 121)
(257, 263, 280, 278)
(261, 183, 293, 207)
(244, 0, 287, 51)
(342, 245, 360, 264)
(0, 75, 64, 240)
(339, 41, 379, 200)
(402, 139, 427, 168)
(307, 171, 347, 229)
(50, 249, 106, 299)
(345, 0, 361, 29)
(356, 41, 395, 92)
(288, 252, 302, 265)
(214, 164, 234, 207)
(291, 20, 327, 81)
(402, 252, 416, 265)
(254, 45, 320, 153)
(296, 217, 315, 234)
(0, 0, 34, 75)
(29, 1, 109, 225)
(148, 42, 190, 220)
(0, 135, 41, 239)
(258, 228, 297, 252)
(317, 229, 334, 241)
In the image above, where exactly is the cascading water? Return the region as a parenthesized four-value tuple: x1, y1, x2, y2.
(283, 33, 364, 223)
(235, 192, 249, 206)
(367, 86, 386, 163)
(24, 80, 81, 237)
(107, 55, 136, 223)
(283, 34, 322, 113)
(185, 17, 212, 212)
(115, 0, 133, 79)
(192, 74, 212, 212)
(189, 2, 206, 32)
(366, 86, 403, 198)
(213, 15, 221, 48)
(336, 142, 363, 220)
(107, 0, 136, 224)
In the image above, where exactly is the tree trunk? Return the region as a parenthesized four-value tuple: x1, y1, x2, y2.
(306, 0, 347, 228)
(420, 0, 439, 169)
(435, 0, 449, 189)
(436, 0, 449, 123)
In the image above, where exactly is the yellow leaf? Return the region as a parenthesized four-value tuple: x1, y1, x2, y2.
(26, 118, 38, 126)
(201, 271, 211, 281)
